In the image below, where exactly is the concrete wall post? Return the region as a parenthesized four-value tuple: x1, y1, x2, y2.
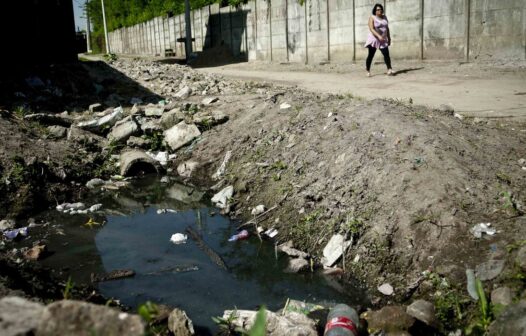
(464, 0, 470, 62)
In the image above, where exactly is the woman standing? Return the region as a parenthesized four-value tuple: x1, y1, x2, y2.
(365, 3, 394, 77)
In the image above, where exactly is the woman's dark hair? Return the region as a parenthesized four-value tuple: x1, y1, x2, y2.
(372, 3, 384, 15)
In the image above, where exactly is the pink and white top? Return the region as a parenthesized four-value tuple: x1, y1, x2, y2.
(364, 15, 389, 49)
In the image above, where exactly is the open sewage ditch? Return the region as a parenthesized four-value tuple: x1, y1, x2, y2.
(0, 57, 525, 335)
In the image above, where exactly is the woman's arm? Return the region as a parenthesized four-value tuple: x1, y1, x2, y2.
(368, 16, 384, 41)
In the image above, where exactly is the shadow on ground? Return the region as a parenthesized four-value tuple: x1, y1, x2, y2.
(0, 60, 162, 113)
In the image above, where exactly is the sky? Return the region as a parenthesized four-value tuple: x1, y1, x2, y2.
(73, 0, 87, 32)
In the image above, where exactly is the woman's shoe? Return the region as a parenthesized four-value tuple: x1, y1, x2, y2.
(387, 69, 394, 76)
(367, 72, 371, 77)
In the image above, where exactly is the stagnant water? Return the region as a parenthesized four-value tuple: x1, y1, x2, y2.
(28, 176, 368, 333)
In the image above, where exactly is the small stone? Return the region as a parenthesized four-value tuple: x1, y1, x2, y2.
(0, 219, 16, 231)
(201, 97, 219, 105)
(0, 296, 45, 336)
(363, 306, 415, 333)
(144, 105, 164, 117)
(475, 259, 505, 281)
(488, 301, 526, 336)
(23, 245, 47, 260)
(406, 300, 437, 327)
(251, 205, 265, 216)
(378, 283, 394, 296)
(453, 113, 464, 120)
(177, 161, 199, 178)
(175, 86, 192, 99)
(438, 104, 454, 115)
(491, 287, 513, 307)
(47, 125, 67, 139)
(280, 103, 292, 110)
(518, 158, 526, 166)
(163, 122, 201, 151)
(167, 308, 194, 336)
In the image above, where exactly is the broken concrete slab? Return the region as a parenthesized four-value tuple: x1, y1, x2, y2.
(160, 108, 184, 130)
(322, 234, 352, 267)
(168, 308, 195, 336)
(108, 117, 139, 143)
(193, 110, 229, 127)
(144, 105, 164, 117)
(211, 186, 234, 209)
(119, 150, 163, 177)
(201, 96, 219, 105)
(177, 160, 200, 178)
(77, 106, 123, 133)
(139, 118, 162, 135)
(163, 121, 201, 151)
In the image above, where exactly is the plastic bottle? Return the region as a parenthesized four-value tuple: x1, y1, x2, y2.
(324, 304, 359, 336)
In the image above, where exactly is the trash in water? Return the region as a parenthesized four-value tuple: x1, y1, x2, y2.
(84, 218, 102, 228)
(228, 230, 249, 242)
(157, 209, 178, 214)
(264, 228, 278, 238)
(170, 233, 188, 244)
(3, 227, 28, 240)
(470, 223, 496, 238)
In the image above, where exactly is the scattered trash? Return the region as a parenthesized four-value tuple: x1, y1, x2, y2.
(228, 230, 249, 242)
(454, 113, 464, 120)
(91, 269, 136, 282)
(378, 283, 394, 296)
(3, 227, 28, 240)
(84, 218, 102, 228)
(251, 205, 265, 216)
(211, 186, 234, 209)
(264, 228, 278, 238)
(170, 233, 188, 244)
(470, 223, 496, 238)
(212, 150, 232, 180)
(280, 103, 292, 110)
(325, 304, 360, 336)
(158, 209, 178, 214)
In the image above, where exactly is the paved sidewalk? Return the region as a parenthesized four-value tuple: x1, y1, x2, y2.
(197, 61, 526, 121)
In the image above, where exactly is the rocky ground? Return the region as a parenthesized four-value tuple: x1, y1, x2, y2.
(0, 57, 525, 335)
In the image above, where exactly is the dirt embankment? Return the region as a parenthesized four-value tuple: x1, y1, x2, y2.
(0, 57, 525, 333)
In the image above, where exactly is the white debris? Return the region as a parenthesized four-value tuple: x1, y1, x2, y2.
(322, 234, 352, 267)
(470, 223, 496, 238)
(454, 113, 464, 120)
(211, 186, 234, 209)
(89, 204, 103, 212)
(154, 151, 169, 166)
(265, 228, 279, 238)
(86, 178, 105, 189)
(157, 208, 178, 214)
(251, 205, 265, 216)
(170, 233, 188, 244)
(212, 150, 232, 180)
(378, 283, 394, 296)
(280, 103, 292, 110)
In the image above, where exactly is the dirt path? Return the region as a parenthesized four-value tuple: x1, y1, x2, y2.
(197, 60, 526, 120)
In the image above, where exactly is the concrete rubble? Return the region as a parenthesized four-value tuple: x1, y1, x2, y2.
(163, 122, 201, 151)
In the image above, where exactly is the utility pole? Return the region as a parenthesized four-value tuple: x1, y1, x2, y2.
(101, 0, 111, 54)
(184, 0, 193, 61)
(85, 0, 92, 53)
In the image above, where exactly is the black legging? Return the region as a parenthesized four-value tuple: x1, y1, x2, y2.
(366, 46, 392, 71)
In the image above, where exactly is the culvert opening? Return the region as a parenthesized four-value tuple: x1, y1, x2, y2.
(125, 162, 158, 177)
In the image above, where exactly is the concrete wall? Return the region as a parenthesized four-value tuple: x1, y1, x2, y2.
(108, 0, 526, 62)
